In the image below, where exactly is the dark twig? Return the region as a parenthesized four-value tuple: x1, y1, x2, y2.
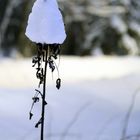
(41, 48, 48, 140)
(60, 102, 92, 140)
(121, 88, 140, 140)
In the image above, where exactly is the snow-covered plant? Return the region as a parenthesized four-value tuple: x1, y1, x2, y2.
(25, 0, 66, 140)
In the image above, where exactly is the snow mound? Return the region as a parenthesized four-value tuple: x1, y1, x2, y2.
(25, 0, 66, 44)
(0, 56, 140, 139)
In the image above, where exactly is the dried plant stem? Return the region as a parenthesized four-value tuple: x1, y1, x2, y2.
(31, 44, 61, 140)
(41, 48, 48, 140)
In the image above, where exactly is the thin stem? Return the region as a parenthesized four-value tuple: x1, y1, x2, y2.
(41, 47, 48, 140)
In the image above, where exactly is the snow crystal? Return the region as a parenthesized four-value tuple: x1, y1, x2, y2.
(25, 0, 66, 44)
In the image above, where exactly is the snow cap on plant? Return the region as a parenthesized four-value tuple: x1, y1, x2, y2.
(25, 0, 66, 44)
(25, 0, 66, 140)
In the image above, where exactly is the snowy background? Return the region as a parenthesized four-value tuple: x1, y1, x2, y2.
(0, 0, 140, 140)
(0, 56, 140, 140)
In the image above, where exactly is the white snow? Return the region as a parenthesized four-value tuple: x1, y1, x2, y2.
(110, 15, 127, 33)
(25, 0, 66, 44)
(121, 34, 139, 55)
(129, 21, 140, 36)
(0, 56, 140, 88)
(0, 56, 140, 140)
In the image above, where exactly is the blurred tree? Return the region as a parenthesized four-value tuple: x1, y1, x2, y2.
(60, 0, 140, 55)
(0, 0, 35, 57)
(0, 0, 140, 56)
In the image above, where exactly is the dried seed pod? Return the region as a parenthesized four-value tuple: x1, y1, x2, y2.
(56, 78, 61, 90)
(32, 97, 40, 103)
(29, 112, 33, 120)
(35, 118, 42, 128)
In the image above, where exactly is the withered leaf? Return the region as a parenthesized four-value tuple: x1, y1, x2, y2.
(56, 78, 61, 90)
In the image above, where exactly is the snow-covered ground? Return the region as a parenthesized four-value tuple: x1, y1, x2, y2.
(0, 56, 140, 140)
